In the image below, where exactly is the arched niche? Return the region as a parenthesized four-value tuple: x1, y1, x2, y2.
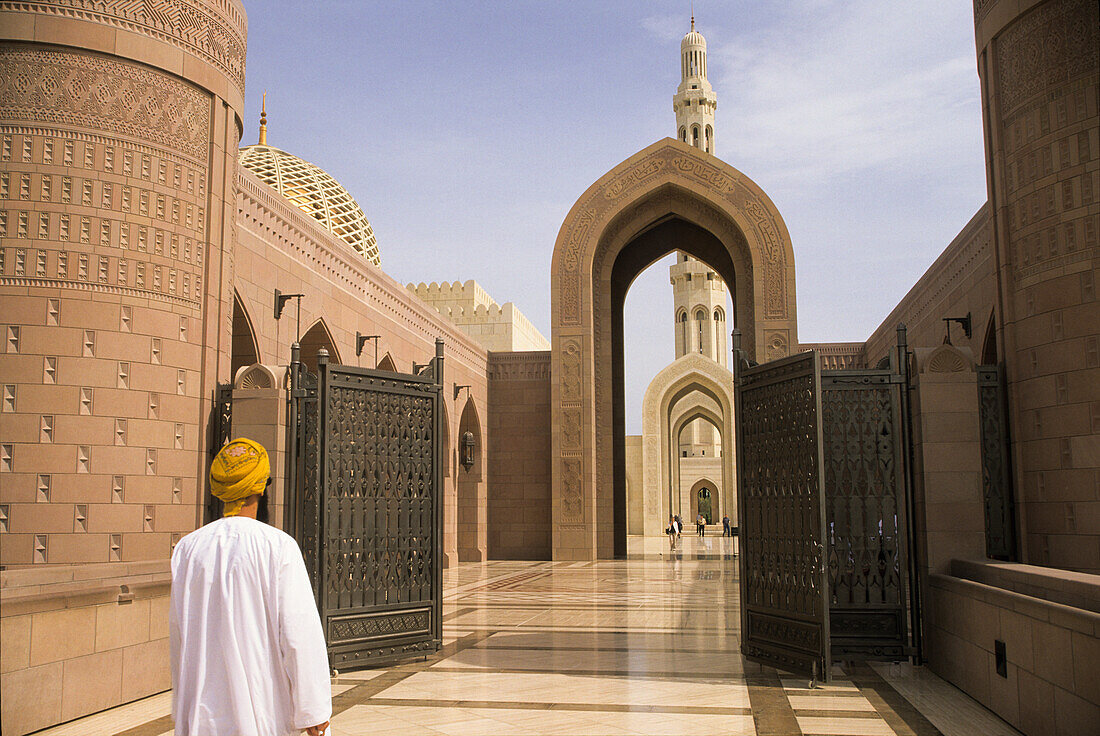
(299, 319, 341, 374)
(640, 353, 736, 538)
(688, 476, 719, 524)
(551, 138, 795, 558)
(376, 352, 398, 372)
(231, 291, 260, 379)
(456, 396, 485, 562)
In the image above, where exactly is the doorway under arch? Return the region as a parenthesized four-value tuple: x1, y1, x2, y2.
(231, 292, 260, 380)
(551, 138, 797, 558)
(456, 396, 485, 562)
(688, 478, 719, 524)
(299, 319, 341, 373)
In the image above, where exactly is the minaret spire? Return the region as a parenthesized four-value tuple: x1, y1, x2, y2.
(673, 15, 717, 154)
(258, 91, 268, 146)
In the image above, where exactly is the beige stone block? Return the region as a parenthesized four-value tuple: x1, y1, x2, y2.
(95, 598, 150, 652)
(1054, 685, 1100, 736)
(0, 661, 63, 736)
(989, 660, 1022, 730)
(148, 595, 170, 641)
(123, 531, 169, 561)
(1070, 629, 1100, 703)
(114, 29, 185, 77)
(1033, 620, 1075, 692)
(1019, 668, 1057, 736)
(999, 608, 1036, 673)
(30, 605, 96, 666)
(920, 441, 981, 472)
(0, 10, 35, 42)
(120, 637, 171, 703)
(0, 614, 32, 674)
(86, 503, 142, 534)
(46, 473, 111, 504)
(60, 648, 123, 722)
(9, 501, 73, 534)
(46, 533, 110, 563)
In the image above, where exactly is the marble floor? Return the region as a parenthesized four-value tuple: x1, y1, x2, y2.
(37, 536, 1022, 736)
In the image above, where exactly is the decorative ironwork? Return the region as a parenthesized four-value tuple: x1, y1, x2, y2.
(978, 366, 1016, 560)
(292, 341, 445, 668)
(736, 351, 829, 680)
(820, 366, 911, 660)
(204, 382, 233, 523)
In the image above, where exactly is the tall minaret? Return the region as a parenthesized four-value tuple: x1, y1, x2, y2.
(673, 15, 717, 154)
(670, 15, 726, 458)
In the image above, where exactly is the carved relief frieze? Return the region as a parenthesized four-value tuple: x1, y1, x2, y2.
(995, 0, 1098, 115)
(560, 338, 582, 402)
(561, 458, 583, 523)
(487, 353, 551, 381)
(0, 47, 212, 162)
(603, 157, 667, 200)
(764, 330, 790, 361)
(562, 408, 581, 450)
(671, 155, 735, 192)
(0, 0, 247, 97)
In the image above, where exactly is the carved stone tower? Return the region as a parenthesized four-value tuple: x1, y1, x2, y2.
(670, 17, 727, 459)
(673, 16, 717, 153)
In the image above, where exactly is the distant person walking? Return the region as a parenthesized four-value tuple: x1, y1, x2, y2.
(667, 514, 679, 551)
(170, 438, 332, 736)
(696, 513, 706, 536)
(722, 513, 731, 537)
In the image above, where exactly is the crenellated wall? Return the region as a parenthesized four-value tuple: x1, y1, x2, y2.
(408, 279, 550, 352)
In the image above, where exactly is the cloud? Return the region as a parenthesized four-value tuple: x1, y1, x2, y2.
(707, 1, 982, 190)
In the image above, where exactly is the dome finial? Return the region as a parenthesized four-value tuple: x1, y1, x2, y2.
(258, 91, 268, 146)
(690, 1, 695, 31)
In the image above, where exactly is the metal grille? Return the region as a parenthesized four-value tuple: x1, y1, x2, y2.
(978, 366, 1016, 560)
(821, 369, 911, 659)
(736, 351, 829, 681)
(291, 343, 444, 669)
(205, 383, 233, 523)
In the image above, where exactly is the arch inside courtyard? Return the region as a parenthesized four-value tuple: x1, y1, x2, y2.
(550, 138, 797, 559)
(640, 353, 736, 537)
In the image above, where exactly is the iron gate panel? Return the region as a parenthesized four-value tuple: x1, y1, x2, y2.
(736, 351, 830, 681)
(978, 366, 1016, 560)
(290, 344, 443, 669)
(820, 368, 912, 660)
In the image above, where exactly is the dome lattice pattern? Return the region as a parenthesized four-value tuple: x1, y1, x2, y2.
(239, 145, 380, 265)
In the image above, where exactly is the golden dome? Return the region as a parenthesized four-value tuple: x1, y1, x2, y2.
(238, 144, 380, 265)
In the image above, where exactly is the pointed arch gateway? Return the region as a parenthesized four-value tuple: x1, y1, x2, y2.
(551, 138, 797, 559)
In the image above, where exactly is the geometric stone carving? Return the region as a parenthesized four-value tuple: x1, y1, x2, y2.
(919, 344, 974, 374)
(0, 46, 214, 162)
(234, 363, 286, 390)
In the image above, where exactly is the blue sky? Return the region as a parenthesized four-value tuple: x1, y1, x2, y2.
(241, 1, 988, 432)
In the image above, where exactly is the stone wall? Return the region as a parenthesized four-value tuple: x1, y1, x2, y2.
(926, 561, 1099, 734)
(975, 0, 1100, 572)
(486, 351, 552, 559)
(1, 562, 172, 735)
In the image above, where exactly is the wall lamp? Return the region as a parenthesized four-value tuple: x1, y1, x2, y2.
(454, 383, 471, 401)
(274, 288, 304, 343)
(460, 430, 476, 472)
(355, 332, 379, 367)
(942, 312, 972, 345)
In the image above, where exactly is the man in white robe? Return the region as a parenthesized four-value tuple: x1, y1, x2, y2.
(171, 438, 332, 736)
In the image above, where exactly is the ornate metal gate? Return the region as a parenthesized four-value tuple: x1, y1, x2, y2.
(820, 327, 918, 661)
(288, 341, 444, 669)
(735, 350, 830, 682)
(977, 365, 1016, 560)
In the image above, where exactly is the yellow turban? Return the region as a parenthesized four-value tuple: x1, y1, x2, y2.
(210, 438, 269, 517)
